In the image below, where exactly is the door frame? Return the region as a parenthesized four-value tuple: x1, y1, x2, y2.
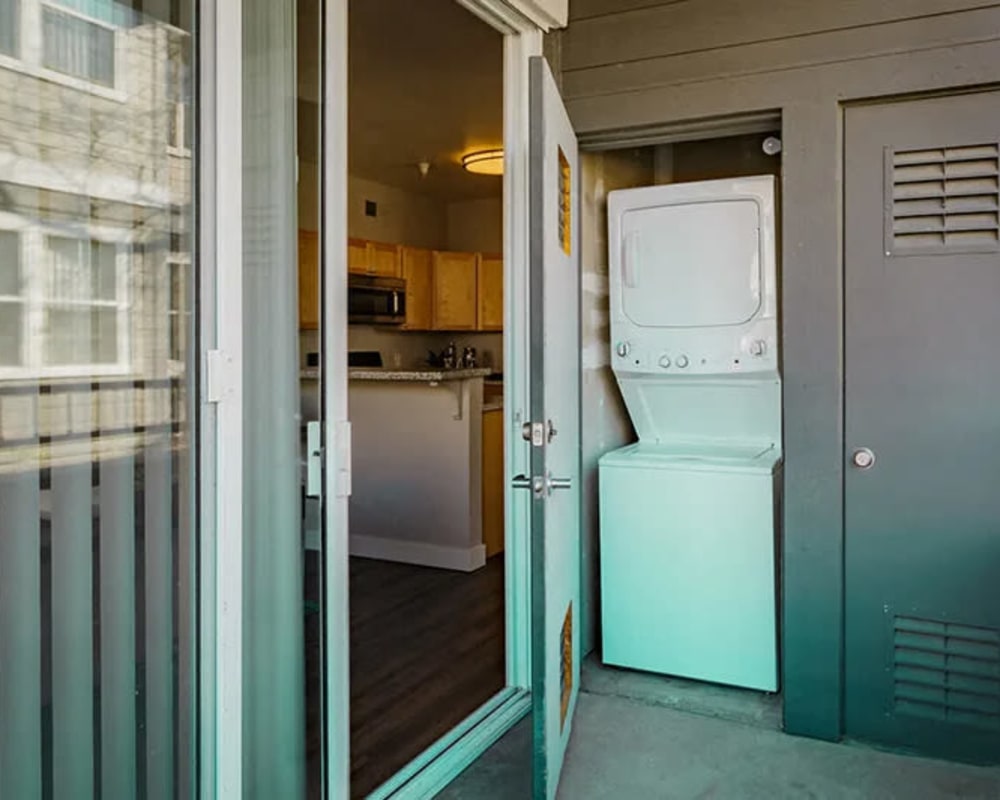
(199, 0, 245, 796)
(321, 1, 548, 798)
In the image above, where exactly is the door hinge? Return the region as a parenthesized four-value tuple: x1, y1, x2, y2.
(205, 349, 235, 404)
(333, 420, 352, 498)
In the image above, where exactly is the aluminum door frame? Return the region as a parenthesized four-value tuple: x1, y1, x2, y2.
(198, 0, 244, 796)
(321, 2, 545, 798)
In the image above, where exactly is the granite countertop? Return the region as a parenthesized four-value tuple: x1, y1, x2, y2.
(347, 367, 493, 382)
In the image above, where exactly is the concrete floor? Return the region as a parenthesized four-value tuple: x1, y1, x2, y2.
(437, 662, 1000, 799)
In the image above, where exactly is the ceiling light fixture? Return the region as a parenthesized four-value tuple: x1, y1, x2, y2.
(462, 149, 504, 176)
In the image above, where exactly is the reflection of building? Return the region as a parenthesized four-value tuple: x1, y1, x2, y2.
(0, 0, 191, 468)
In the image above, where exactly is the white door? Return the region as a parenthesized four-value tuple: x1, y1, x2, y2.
(526, 55, 582, 800)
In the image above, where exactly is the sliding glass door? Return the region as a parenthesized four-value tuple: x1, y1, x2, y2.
(0, 0, 197, 797)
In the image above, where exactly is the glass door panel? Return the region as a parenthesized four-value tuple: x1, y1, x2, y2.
(0, 1, 197, 796)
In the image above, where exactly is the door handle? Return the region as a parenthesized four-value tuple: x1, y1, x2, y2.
(512, 473, 572, 497)
(851, 447, 876, 470)
(622, 231, 639, 289)
(306, 420, 322, 497)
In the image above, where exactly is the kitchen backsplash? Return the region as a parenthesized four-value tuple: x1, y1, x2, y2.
(300, 327, 503, 372)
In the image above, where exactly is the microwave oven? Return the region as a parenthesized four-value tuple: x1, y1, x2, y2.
(348, 275, 406, 325)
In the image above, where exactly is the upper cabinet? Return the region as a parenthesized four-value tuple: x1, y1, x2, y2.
(348, 238, 369, 274)
(349, 238, 401, 277)
(432, 251, 478, 331)
(401, 246, 433, 330)
(299, 229, 320, 330)
(370, 241, 402, 277)
(476, 254, 503, 331)
(322, 235, 502, 333)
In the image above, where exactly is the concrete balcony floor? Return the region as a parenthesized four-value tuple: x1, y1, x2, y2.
(438, 659, 1000, 799)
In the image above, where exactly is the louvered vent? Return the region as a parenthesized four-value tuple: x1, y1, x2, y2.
(889, 143, 1000, 253)
(893, 615, 1000, 730)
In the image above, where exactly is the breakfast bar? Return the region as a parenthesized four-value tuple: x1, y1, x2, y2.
(347, 367, 492, 571)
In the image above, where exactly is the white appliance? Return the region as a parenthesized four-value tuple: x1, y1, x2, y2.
(599, 175, 782, 691)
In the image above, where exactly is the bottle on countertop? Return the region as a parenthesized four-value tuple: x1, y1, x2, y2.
(441, 341, 457, 370)
(462, 346, 477, 369)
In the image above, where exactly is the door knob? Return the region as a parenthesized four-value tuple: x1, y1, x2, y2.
(852, 447, 876, 469)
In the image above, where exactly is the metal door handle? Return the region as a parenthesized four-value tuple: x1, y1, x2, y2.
(852, 447, 876, 470)
(306, 420, 322, 497)
(512, 473, 572, 497)
(511, 474, 534, 490)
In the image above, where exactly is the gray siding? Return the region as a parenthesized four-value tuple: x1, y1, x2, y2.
(560, 0, 1000, 743)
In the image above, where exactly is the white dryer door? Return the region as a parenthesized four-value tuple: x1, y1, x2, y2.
(620, 199, 761, 328)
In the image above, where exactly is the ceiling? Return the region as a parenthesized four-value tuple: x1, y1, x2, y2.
(298, 0, 504, 201)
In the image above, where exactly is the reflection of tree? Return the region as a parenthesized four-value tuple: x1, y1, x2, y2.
(0, 22, 191, 245)
(0, 14, 193, 453)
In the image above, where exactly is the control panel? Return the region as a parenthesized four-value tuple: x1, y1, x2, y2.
(612, 326, 777, 378)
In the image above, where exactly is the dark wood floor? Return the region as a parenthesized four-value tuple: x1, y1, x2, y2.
(305, 554, 506, 798)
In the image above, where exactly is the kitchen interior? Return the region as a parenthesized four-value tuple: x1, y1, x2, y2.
(296, 0, 507, 796)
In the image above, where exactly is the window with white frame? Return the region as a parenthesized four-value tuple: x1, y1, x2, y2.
(41, 234, 125, 367)
(42, 4, 116, 87)
(0, 227, 130, 374)
(0, 0, 18, 57)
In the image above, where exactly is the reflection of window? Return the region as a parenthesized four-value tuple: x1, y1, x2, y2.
(167, 259, 188, 363)
(0, 231, 24, 366)
(167, 35, 191, 151)
(42, 236, 124, 366)
(42, 4, 115, 87)
(0, 0, 18, 57)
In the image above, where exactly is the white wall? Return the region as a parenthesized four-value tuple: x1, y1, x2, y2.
(446, 196, 503, 254)
(299, 163, 447, 249)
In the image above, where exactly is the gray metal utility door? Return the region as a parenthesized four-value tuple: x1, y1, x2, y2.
(844, 91, 1000, 762)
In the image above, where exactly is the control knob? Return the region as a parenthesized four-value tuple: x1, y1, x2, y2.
(616, 341, 631, 358)
(675, 355, 689, 369)
(658, 355, 671, 369)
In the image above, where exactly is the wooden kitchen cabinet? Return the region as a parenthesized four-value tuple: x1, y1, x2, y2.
(400, 246, 433, 330)
(348, 238, 401, 277)
(482, 408, 505, 558)
(476, 254, 503, 331)
(298, 229, 319, 330)
(348, 238, 369, 275)
(369, 241, 401, 277)
(432, 250, 478, 330)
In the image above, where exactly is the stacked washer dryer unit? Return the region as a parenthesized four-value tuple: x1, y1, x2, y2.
(599, 175, 781, 692)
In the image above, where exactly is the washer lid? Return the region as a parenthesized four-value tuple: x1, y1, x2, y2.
(620, 199, 762, 329)
(600, 441, 781, 473)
